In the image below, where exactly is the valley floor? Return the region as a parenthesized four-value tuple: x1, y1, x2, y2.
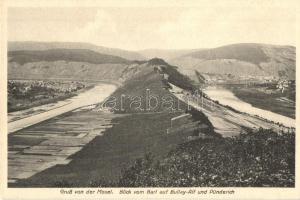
(9, 81, 295, 187)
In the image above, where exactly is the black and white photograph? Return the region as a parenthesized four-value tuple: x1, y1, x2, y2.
(0, 0, 299, 199)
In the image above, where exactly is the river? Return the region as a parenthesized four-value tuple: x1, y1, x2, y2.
(205, 87, 295, 128)
(8, 84, 117, 134)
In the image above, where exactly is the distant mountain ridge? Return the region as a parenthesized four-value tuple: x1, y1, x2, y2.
(8, 41, 145, 61)
(185, 43, 270, 65)
(8, 49, 131, 65)
(182, 43, 295, 65)
(8, 42, 296, 81)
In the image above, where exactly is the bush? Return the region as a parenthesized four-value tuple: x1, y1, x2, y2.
(119, 129, 295, 187)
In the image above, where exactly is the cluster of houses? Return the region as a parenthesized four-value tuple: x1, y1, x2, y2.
(8, 80, 86, 95)
(197, 72, 292, 86)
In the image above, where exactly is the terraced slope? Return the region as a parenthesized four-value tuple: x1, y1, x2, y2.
(8, 49, 148, 83)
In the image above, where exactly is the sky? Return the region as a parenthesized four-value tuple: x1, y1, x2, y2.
(8, 3, 297, 50)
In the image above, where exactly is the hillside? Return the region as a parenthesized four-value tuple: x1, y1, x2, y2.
(103, 58, 203, 113)
(8, 48, 147, 82)
(119, 129, 295, 187)
(169, 43, 296, 80)
(187, 43, 270, 64)
(11, 57, 217, 187)
(8, 41, 145, 61)
(8, 49, 198, 89)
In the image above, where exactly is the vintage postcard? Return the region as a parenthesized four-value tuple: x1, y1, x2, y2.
(0, 0, 299, 199)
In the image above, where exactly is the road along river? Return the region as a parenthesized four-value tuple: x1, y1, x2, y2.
(205, 87, 295, 128)
(8, 84, 117, 134)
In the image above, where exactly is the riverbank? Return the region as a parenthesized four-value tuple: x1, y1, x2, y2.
(205, 87, 295, 128)
(226, 85, 295, 119)
(169, 84, 293, 137)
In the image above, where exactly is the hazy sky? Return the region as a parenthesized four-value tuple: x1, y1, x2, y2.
(8, 4, 297, 50)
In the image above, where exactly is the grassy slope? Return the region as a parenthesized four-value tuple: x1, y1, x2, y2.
(106, 66, 170, 113)
(105, 60, 198, 113)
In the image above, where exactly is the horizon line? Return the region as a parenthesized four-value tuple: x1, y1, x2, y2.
(7, 40, 296, 51)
